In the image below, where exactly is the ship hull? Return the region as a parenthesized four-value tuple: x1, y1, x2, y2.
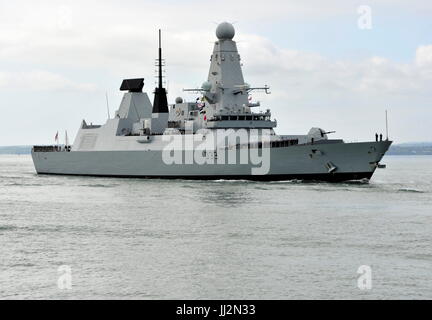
(31, 141, 391, 182)
(31, 171, 374, 182)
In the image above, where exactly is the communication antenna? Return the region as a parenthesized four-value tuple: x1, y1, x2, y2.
(385, 109, 389, 141)
(158, 29, 163, 89)
(105, 92, 111, 119)
(152, 29, 169, 113)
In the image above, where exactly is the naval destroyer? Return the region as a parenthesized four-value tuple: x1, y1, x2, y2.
(32, 22, 391, 182)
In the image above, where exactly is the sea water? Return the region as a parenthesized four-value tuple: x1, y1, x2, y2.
(0, 155, 431, 299)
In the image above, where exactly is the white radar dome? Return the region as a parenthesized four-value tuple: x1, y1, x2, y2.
(216, 22, 235, 40)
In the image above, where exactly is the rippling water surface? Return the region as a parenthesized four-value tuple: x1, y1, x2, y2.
(0, 155, 431, 299)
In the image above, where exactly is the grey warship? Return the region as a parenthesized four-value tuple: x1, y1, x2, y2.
(32, 22, 392, 182)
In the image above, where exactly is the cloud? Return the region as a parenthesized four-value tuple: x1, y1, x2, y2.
(0, 0, 431, 145)
(239, 34, 432, 97)
(0, 70, 97, 92)
(415, 45, 432, 67)
(233, 35, 432, 143)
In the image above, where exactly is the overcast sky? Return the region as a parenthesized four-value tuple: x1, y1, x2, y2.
(1, 0, 431, 145)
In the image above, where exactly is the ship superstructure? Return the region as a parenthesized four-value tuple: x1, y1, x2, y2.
(32, 22, 391, 181)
